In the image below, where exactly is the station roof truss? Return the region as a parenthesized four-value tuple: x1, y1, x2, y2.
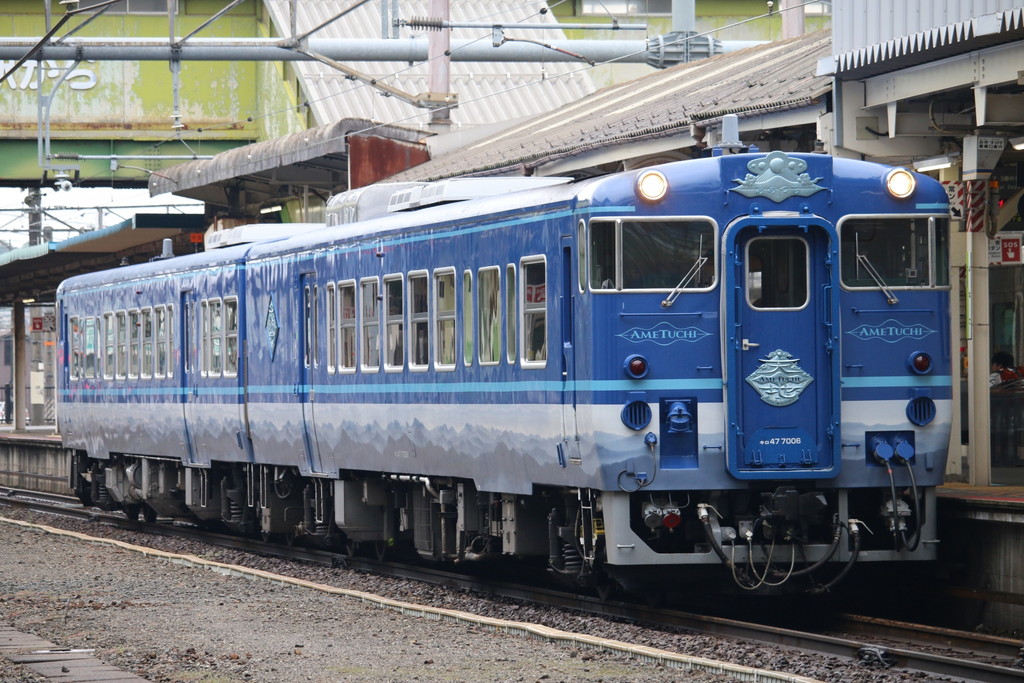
(0, 213, 205, 306)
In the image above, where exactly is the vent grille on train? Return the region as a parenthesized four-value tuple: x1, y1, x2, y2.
(621, 400, 652, 431)
(906, 396, 936, 426)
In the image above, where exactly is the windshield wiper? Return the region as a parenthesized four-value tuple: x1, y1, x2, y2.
(661, 236, 709, 308)
(855, 234, 899, 304)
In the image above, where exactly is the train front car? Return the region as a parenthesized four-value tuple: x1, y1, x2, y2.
(570, 151, 951, 595)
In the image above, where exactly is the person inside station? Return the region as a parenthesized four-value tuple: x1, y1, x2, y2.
(989, 351, 1021, 388)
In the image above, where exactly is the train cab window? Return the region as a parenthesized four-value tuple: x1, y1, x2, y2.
(462, 270, 474, 367)
(103, 313, 115, 379)
(224, 298, 239, 377)
(326, 283, 337, 373)
(590, 218, 715, 291)
(141, 308, 153, 378)
(115, 311, 127, 379)
(746, 238, 808, 310)
(385, 276, 404, 371)
(840, 216, 949, 289)
(521, 258, 547, 366)
(506, 264, 517, 364)
(434, 269, 456, 370)
(360, 278, 380, 372)
(339, 281, 356, 372)
(409, 272, 429, 371)
(478, 267, 501, 365)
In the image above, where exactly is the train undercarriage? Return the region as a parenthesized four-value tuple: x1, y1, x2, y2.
(70, 452, 933, 596)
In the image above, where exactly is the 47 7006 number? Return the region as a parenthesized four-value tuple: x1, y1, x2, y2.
(758, 437, 802, 445)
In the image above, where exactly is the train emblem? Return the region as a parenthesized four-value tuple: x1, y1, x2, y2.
(745, 349, 814, 407)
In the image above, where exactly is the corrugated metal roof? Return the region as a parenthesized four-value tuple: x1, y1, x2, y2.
(262, 0, 596, 130)
(831, 3, 1024, 77)
(386, 30, 832, 182)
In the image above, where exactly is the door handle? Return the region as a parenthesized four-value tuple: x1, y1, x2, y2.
(742, 339, 760, 351)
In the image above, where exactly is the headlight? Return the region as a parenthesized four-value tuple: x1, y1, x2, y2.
(636, 170, 669, 203)
(885, 168, 916, 199)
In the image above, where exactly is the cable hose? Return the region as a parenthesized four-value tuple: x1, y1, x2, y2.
(899, 459, 922, 552)
(809, 524, 861, 594)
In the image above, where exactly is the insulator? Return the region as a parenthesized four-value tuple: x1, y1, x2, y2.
(407, 16, 444, 30)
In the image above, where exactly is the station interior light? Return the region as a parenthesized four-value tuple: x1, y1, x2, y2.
(1010, 136, 1024, 151)
(912, 154, 959, 172)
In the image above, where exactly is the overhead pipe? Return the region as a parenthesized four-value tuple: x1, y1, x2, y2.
(0, 35, 755, 67)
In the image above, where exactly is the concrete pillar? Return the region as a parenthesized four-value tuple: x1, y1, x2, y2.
(966, 228, 991, 485)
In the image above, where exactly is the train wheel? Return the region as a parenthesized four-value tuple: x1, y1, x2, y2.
(123, 503, 142, 521)
(142, 505, 157, 523)
(373, 538, 390, 561)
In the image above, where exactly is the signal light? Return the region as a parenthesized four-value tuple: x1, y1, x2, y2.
(624, 354, 649, 379)
(907, 351, 932, 374)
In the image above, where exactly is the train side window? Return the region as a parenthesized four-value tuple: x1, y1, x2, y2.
(303, 285, 317, 369)
(521, 257, 547, 366)
(69, 316, 81, 380)
(224, 298, 239, 377)
(360, 277, 380, 372)
(115, 311, 127, 379)
(141, 308, 153, 379)
(408, 272, 429, 371)
(746, 238, 808, 309)
(103, 312, 114, 379)
(506, 264, 517, 364)
(478, 267, 500, 365)
(590, 219, 616, 289)
(339, 281, 356, 372)
(155, 306, 167, 378)
(434, 269, 456, 371)
(385, 275, 404, 371)
(128, 310, 141, 378)
(462, 270, 474, 367)
(576, 220, 586, 293)
(202, 299, 224, 377)
(83, 317, 97, 379)
(326, 283, 337, 374)
(165, 304, 173, 378)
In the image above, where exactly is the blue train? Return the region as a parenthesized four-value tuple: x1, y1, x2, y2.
(57, 150, 951, 595)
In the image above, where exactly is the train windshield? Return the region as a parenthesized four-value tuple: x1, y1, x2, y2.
(589, 218, 715, 291)
(840, 216, 949, 289)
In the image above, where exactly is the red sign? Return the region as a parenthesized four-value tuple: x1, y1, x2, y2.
(31, 317, 43, 332)
(1002, 236, 1021, 264)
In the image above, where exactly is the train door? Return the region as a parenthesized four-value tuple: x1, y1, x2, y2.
(180, 288, 198, 465)
(724, 219, 840, 479)
(299, 272, 326, 474)
(560, 243, 581, 464)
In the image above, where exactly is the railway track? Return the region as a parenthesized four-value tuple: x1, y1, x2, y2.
(1, 485, 1021, 682)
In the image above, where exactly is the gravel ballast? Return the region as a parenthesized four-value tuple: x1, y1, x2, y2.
(0, 508, 954, 682)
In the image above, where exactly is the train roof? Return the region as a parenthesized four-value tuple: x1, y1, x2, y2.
(56, 240, 258, 294)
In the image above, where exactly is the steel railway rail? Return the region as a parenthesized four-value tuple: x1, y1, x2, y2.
(0, 486, 1020, 682)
